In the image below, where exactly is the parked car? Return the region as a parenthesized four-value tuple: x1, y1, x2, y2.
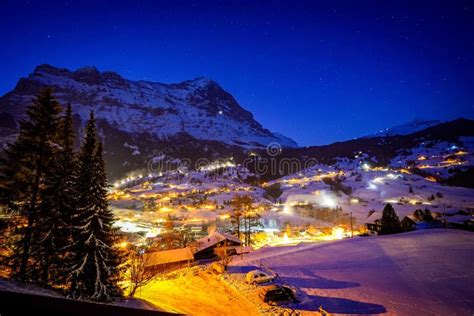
(211, 262, 226, 274)
(259, 285, 298, 305)
(245, 270, 275, 284)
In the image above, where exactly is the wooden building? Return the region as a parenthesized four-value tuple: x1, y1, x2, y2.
(192, 231, 243, 260)
(365, 212, 382, 235)
(144, 246, 194, 273)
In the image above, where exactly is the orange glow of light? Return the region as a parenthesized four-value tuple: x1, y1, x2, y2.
(159, 206, 172, 213)
(116, 241, 129, 249)
(219, 214, 230, 220)
(444, 158, 459, 164)
(331, 227, 345, 239)
(418, 164, 432, 169)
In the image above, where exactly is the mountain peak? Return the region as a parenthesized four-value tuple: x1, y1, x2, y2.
(364, 119, 442, 138)
(33, 64, 68, 75)
(74, 65, 100, 74)
(181, 76, 217, 89)
(2, 64, 297, 149)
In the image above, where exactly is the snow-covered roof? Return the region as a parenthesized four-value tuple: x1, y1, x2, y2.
(233, 245, 253, 254)
(365, 211, 381, 224)
(441, 209, 468, 216)
(193, 231, 242, 253)
(144, 247, 194, 267)
(446, 215, 473, 225)
(403, 215, 421, 223)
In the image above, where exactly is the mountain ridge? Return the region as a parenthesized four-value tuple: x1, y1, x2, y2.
(363, 118, 443, 138)
(0, 64, 297, 149)
(1, 65, 473, 182)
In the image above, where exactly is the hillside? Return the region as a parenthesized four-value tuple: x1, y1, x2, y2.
(249, 118, 474, 184)
(228, 229, 474, 315)
(1, 64, 473, 183)
(0, 64, 296, 178)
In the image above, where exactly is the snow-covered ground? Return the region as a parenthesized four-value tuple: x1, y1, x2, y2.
(136, 268, 260, 315)
(109, 135, 474, 238)
(109, 153, 474, 244)
(276, 166, 474, 223)
(228, 229, 474, 315)
(3, 230, 472, 315)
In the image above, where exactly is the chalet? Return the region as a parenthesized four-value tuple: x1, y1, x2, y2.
(401, 215, 418, 232)
(444, 215, 474, 231)
(400, 215, 441, 231)
(144, 246, 194, 273)
(365, 212, 382, 235)
(431, 209, 469, 218)
(192, 231, 243, 260)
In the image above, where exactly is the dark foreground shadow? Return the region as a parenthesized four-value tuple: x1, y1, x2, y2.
(227, 265, 260, 274)
(298, 294, 387, 314)
(282, 275, 360, 289)
(0, 290, 179, 316)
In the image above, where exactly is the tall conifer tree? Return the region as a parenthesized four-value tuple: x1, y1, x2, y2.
(380, 203, 402, 235)
(0, 89, 61, 280)
(69, 112, 121, 301)
(36, 104, 77, 285)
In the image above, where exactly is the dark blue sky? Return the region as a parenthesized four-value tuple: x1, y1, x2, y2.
(1, 0, 473, 145)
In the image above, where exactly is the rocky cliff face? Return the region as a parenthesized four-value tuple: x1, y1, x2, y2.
(0, 64, 296, 147)
(0, 64, 297, 178)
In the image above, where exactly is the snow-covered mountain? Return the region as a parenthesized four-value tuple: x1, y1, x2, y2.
(0, 64, 296, 149)
(364, 119, 442, 138)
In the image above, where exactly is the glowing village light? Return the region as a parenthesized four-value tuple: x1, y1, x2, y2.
(145, 229, 160, 238)
(321, 193, 337, 208)
(372, 177, 385, 184)
(283, 191, 338, 214)
(331, 227, 345, 239)
(362, 163, 370, 171)
(116, 241, 129, 249)
(219, 214, 230, 220)
(368, 182, 378, 190)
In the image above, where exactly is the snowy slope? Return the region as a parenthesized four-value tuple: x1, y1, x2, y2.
(230, 229, 474, 315)
(364, 118, 442, 138)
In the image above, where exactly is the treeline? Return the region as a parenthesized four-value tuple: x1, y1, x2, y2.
(0, 89, 122, 302)
(229, 195, 262, 246)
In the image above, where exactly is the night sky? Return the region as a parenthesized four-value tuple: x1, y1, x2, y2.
(1, 0, 473, 146)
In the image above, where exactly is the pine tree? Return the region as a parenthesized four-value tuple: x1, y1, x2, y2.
(35, 104, 77, 286)
(69, 112, 122, 301)
(380, 203, 402, 235)
(230, 196, 244, 240)
(0, 89, 62, 280)
(230, 195, 258, 246)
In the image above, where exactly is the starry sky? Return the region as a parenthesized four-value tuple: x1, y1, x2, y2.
(1, 0, 473, 146)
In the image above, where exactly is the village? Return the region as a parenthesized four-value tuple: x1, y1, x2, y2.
(106, 142, 474, 312)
